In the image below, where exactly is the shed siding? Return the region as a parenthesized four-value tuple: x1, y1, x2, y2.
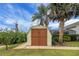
(31, 29, 47, 46)
(27, 26, 52, 46)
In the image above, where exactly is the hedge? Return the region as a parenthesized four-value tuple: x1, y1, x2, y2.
(0, 31, 27, 45)
(52, 34, 79, 42)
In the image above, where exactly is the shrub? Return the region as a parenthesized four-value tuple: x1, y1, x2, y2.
(52, 34, 71, 43)
(64, 34, 79, 41)
(52, 34, 79, 43)
(52, 35, 58, 45)
(0, 31, 27, 45)
(14, 32, 27, 43)
(63, 36, 71, 42)
(0, 31, 27, 50)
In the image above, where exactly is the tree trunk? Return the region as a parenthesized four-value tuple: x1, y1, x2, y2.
(45, 15, 48, 27)
(5, 44, 8, 50)
(59, 18, 64, 45)
(40, 18, 44, 26)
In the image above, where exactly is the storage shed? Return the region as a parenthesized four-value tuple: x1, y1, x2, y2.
(27, 25, 52, 46)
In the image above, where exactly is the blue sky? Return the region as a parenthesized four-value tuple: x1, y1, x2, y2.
(0, 3, 37, 32)
(0, 3, 79, 32)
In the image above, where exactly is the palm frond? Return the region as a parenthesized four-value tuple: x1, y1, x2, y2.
(48, 3, 79, 22)
(32, 13, 41, 21)
(32, 4, 48, 26)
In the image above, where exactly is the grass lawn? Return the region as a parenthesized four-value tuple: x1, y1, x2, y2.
(0, 49, 79, 56)
(0, 42, 79, 56)
(65, 41, 79, 47)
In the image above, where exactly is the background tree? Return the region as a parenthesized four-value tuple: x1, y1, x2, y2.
(32, 4, 48, 26)
(48, 3, 79, 45)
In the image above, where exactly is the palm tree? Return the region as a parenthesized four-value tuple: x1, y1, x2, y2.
(32, 4, 48, 26)
(47, 3, 79, 45)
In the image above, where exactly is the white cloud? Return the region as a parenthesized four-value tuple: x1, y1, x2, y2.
(48, 21, 59, 30)
(1, 4, 33, 31)
(35, 3, 49, 7)
(6, 18, 16, 24)
(48, 18, 79, 30)
(19, 9, 32, 21)
(32, 19, 40, 26)
(7, 4, 14, 10)
(0, 24, 7, 29)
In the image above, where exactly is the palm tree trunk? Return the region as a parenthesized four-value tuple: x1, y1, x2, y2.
(40, 18, 44, 26)
(59, 18, 64, 45)
(45, 15, 48, 27)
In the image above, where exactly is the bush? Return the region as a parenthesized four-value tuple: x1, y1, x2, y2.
(64, 34, 79, 41)
(52, 34, 79, 43)
(52, 35, 58, 45)
(52, 34, 71, 43)
(63, 36, 71, 42)
(0, 31, 27, 45)
(14, 32, 27, 43)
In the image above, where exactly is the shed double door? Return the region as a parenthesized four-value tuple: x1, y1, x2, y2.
(31, 29, 47, 46)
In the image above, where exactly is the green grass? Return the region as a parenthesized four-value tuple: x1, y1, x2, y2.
(0, 44, 18, 49)
(0, 42, 79, 56)
(0, 49, 79, 56)
(65, 41, 79, 47)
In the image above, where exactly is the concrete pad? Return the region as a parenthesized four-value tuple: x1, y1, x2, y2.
(14, 43, 79, 50)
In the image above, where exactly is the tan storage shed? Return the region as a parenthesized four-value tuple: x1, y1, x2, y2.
(27, 25, 52, 46)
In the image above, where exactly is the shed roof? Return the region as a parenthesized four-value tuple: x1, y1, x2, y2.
(27, 25, 47, 34)
(32, 25, 47, 29)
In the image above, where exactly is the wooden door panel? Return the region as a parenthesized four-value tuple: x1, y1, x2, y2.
(31, 38, 38, 46)
(39, 29, 47, 37)
(32, 29, 39, 37)
(31, 29, 47, 46)
(39, 37, 47, 46)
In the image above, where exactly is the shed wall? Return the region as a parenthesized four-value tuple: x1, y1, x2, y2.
(27, 27, 52, 46)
